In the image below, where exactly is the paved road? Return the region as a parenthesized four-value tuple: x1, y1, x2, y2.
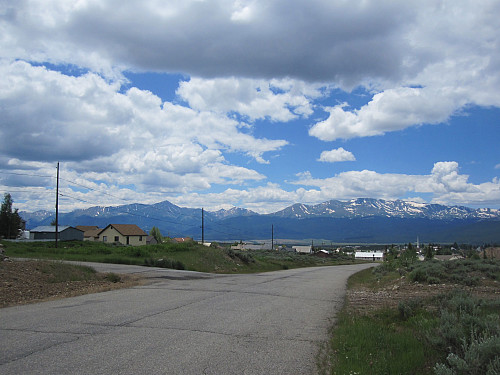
(1, 263, 374, 374)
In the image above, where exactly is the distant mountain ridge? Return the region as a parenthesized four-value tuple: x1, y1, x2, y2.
(272, 198, 500, 220)
(20, 198, 500, 244)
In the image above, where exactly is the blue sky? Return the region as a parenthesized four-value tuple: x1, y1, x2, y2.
(1, 0, 499, 214)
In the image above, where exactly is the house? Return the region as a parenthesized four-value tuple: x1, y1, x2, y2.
(231, 243, 246, 250)
(354, 251, 385, 261)
(279, 245, 296, 252)
(293, 245, 312, 254)
(98, 224, 147, 246)
(29, 226, 84, 241)
(434, 254, 464, 261)
(146, 235, 158, 245)
(172, 237, 193, 243)
(75, 226, 101, 241)
(231, 242, 272, 251)
(314, 249, 330, 258)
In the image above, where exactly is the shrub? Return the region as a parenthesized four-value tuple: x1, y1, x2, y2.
(398, 298, 422, 320)
(434, 333, 500, 375)
(406, 259, 500, 286)
(144, 258, 185, 270)
(105, 273, 121, 283)
(409, 267, 429, 283)
(431, 290, 500, 374)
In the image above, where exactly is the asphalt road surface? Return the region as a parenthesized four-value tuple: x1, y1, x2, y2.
(1, 262, 374, 374)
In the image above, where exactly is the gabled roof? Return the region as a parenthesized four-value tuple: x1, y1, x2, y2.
(75, 225, 99, 232)
(99, 224, 147, 237)
(76, 226, 101, 238)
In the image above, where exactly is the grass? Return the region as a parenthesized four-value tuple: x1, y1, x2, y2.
(329, 311, 428, 375)
(323, 258, 500, 375)
(2, 240, 360, 274)
(37, 261, 99, 283)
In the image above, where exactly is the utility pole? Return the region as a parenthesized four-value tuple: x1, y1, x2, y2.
(55, 162, 59, 248)
(201, 207, 204, 244)
(271, 224, 274, 251)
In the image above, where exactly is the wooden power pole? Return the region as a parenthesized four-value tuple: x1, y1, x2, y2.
(201, 207, 204, 244)
(271, 224, 274, 251)
(55, 162, 59, 248)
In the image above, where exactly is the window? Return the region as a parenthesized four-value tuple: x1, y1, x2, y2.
(103, 236, 107, 242)
(139, 236, 143, 241)
(114, 236, 119, 242)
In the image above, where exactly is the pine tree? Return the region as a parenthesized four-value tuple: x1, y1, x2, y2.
(424, 245, 434, 260)
(0, 193, 22, 239)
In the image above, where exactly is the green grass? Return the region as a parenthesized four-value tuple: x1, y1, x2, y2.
(329, 310, 429, 375)
(2, 240, 359, 274)
(37, 261, 99, 283)
(323, 259, 500, 375)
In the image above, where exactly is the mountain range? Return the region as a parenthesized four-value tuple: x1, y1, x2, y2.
(20, 198, 500, 244)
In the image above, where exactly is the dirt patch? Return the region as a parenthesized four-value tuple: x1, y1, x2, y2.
(0, 260, 144, 308)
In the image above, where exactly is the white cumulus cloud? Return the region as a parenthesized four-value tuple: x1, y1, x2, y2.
(318, 148, 356, 163)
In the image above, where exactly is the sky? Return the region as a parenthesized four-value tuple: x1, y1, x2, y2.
(1, 0, 500, 214)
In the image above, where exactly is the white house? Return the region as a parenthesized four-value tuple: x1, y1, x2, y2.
(293, 245, 312, 254)
(354, 251, 384, 261)
(98, 224, 147, 246)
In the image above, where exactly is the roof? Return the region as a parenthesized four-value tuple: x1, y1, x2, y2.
(99, 224, 147, 236)
(76, 226, 101, 238)
(30, 226, 82, 233)
(75, 225, 99, 232)
(173, 237, 192, 243)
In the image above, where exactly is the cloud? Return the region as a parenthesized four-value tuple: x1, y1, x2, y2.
(292, 162, 500, 208)
(427, 161, 475, 194)
(0, 60, 286, 164)
(2, 1, 500, 214)
(3, 1, 500, 141)
(318, 148, 356, 163)
(177, 77, 326, 122)
(306, 1, 500, 141)
(0, 0, 415, 85)
(309, 87, 461, 140)
(0, 60, 286, 208)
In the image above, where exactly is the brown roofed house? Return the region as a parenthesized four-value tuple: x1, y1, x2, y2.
(75, 225, 101, 241)
(172, 237, 193, 243)
(98, 224, 147, 246)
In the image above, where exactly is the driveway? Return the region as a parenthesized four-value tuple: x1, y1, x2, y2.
(1, 263, 374, 374)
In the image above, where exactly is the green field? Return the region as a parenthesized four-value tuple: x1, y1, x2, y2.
(2, 240, 359, 273)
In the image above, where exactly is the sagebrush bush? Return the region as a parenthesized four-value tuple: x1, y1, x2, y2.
(144, 257, 185, 270)
(432, 290, 500, 375)
(435, 333, 500, 375)
(225, 249, 255, 264)
(406, 259, 500, 285)
(398, 298, 422, 320)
